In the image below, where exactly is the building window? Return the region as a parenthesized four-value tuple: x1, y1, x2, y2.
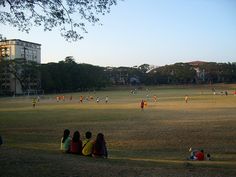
(1, 47, 9, 57)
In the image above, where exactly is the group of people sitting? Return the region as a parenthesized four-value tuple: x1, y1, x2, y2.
(60, 129, 108, 158)
(188, 148, 211, 161)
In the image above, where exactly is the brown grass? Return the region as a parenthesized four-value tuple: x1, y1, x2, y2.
(0, 86, 236, 177)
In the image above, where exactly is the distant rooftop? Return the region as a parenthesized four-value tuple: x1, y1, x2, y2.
(0, 39, 41, 46)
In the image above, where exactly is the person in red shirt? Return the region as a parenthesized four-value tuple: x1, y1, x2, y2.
(195, 150, 205, 160)
(140, 100, 144, 110)
(70, 131, 82, 154)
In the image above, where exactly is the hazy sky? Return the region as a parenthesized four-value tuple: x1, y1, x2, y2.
(1, 0, 236, 67)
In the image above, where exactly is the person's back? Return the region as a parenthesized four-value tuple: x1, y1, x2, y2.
(195, 150, 204, 160)
(61, 136, 71, 152)
(71, 141, 82, 154)
(70, 131, 82, 154)
(60, 129, 71, 153)
(92, 133, 108, 158)
(82, 131, 93, 156)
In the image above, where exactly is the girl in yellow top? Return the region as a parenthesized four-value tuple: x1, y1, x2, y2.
(82, 131, 93, 156)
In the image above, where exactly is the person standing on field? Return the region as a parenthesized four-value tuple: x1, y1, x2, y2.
(105, 96, 108, 103)
(185, 95, 189, 103)
(140, 100, 144, 110)
(32, 98, 36, 108)
(80, 96, 83, 103)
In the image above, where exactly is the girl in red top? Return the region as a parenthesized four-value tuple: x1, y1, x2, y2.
(190, 149, 205, 160)
(195, 150, 205, 160)
(70, 131, 83, 154)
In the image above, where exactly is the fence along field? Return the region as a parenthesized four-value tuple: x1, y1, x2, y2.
(0, 86, 236, 177)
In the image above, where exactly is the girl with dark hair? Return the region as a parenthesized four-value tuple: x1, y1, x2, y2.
(70, 131, 83, 154)
(60, 129, 71, 153)
(92, 133, 108, 158)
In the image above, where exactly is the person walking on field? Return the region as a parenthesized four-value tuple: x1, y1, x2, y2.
(96, 97, 100, 103)
(153, 95, 157, 102)
(105, 96, 109, 103)
(185, 95, 189, 103)
(140, 100, 144, 110)
(32, 98, 36, 108)
(80, 96, 83, 103)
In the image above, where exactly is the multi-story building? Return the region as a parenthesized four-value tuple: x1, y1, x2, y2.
(0, 39, 41, 95)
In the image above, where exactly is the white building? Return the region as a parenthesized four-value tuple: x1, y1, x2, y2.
(0, 39, 41, 63)
(0, 39, 41, 95)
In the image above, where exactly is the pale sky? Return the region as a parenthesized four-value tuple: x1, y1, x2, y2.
(1, 0, 236, 67)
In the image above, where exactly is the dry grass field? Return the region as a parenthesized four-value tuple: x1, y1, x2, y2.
(0, 85, 236, 177)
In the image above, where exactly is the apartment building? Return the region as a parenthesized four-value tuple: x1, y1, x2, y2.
(0, 39, 41, 95)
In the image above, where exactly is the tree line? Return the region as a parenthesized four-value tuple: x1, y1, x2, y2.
(40, 60, 236, 93)
(1, 57, 236, 94)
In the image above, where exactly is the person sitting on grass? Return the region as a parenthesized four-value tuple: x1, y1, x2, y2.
(92, 133, 108, 158)
(82, 131, 94, 156)
(0, 135, 3, 146)
(70, 131, 82, 155)
(206, 153, 211, 160)
(195, 150, 205, 160)
(60, 129, 71, 153)
(189, 148, 205, 161)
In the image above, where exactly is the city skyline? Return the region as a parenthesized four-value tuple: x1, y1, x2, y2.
(1, 0, 236, 67)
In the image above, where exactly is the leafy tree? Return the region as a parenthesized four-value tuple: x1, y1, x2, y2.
(170, 63, 196, 84)
(138, 64, 150, 73)
(0, 58, 40, 93)
(0, 0, 120, 41)
(64, 56, 76, 64)
(40, 59, 109, 93)
(199, 62, 220, 83)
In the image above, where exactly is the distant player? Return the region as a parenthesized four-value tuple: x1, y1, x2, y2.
(56, 96, 59, 102)
(96, 97, 100, 103)
(32, 98, 36, 108)
(185, 95, 189, 103)
(37, 96, 40, 102)
(153, 95, 157, 102)
(140, 100, 144, 110)
(105, 96, 108, 103)
(144, 100, 147, 107)
(80, 96, 83, 103)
